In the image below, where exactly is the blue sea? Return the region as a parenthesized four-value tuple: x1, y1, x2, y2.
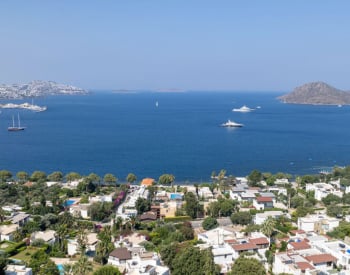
(1, 91, 350, 182)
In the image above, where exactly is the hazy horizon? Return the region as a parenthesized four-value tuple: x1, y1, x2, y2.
(1, 1, 349, 91)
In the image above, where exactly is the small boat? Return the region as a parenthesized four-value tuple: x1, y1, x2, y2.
(8, 114, 25, 131)
(232, 105, 254, 112)
(221, 119, 243, 127)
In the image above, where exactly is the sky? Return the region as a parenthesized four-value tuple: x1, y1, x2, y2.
(0, 1, 349, 91)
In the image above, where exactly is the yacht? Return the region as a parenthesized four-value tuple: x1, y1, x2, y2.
(232, 105, 254, 112)
(221, 119, 243, 127)
(8, 114, 25, 131)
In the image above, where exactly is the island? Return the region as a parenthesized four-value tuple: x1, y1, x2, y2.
(278, 81, 350, 105)
(0, 80, 88, 99)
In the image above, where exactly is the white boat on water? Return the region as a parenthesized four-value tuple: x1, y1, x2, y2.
(221, 119, 243, 127)
(232, 105, 254, 112)
(8, 113, 25, 131)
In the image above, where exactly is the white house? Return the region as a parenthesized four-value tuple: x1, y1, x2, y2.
(67, 233, 98, 256)
(69, 203, 90, 219)
(297, 214, 339, 233)
(254, 211, 284, 225)
(0, 224, 18, 241)
(31, 230, 56, 245)
(273, 252, 316, 275)
(198, 187, 214, 199)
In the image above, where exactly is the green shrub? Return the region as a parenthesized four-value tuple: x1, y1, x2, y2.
(164, 216, 191, 223)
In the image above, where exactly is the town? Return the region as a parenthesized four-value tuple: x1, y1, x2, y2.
(1, 167, 350, 275)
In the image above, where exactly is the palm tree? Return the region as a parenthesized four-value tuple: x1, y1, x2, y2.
(56, 224, 68, 252)
(76, 229, 88, 255)
(72, 255, 93, 275)
(96, 226, 114, 264)
(129, 215, 137, 231)
(261, 216, 276, 243)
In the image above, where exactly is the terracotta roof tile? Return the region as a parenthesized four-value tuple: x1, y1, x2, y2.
(305, 254, 337, 264)
(296, 261, 315, 271)
(249, 237, 269, 245)
(232, 242, 258, 251)
(141, 178, 155, 186)
(256, 197, 273, 203)
(289, 241, 311, 250)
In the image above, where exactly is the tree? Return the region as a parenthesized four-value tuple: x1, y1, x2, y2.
(261, 216, 276, 241)
(327, 204, 343, 217)
(30, 171, 47, 182)
(126, 173, 137, 184)
(322, 194, 342, 206)
(16, 171, 29, 182)
(158, 174, 175, 187)
(95, 226, 114, 264)
(184, 192, 200, 219)
(135, 197, 151, 215)
(248, 169, 262, 186)
(65, 172, 81, 182)
(171, 246, 219, 275)
(230, 211, 252, 225)
(229, 256, 266, 275)
(93, 265, 122, 275)
(76, 229, 88, 254)
(48, 171, 63, 182)
(72, 255, 93, 275)
(0, 170, 12, 183)
(103, 173, 117, 185)
(202, 217, 218, 230)
(207, 201, 221, 218)
(56, 224, 68, 252)
(37, 260, 60, 275)
(29, 250, 59, 275)
(87, 173, 101, 185)
(0, 253, 8, 275)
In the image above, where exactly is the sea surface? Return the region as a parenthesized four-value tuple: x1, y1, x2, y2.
(1, 91, 350, 182)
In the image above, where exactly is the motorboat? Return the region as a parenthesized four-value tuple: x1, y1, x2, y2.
(232, 105, 254, 112)
(221, 119, 243, 127)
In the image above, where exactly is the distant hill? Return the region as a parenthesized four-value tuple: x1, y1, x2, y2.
(0, 80, 88, 99)
(278, 82, 350, 105)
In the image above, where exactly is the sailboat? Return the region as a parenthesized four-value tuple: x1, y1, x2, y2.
(8, 113, 25, 131)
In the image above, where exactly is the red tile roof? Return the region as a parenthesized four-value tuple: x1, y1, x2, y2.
(256, 197, 273, 203)
(289, 241, 311, 250)
(249, 237, 269, 245)
(305, 254, 337, 264)
(232, 242, 258, 251)
(296, 261, 315, 271)
(141, 178, 155, 186)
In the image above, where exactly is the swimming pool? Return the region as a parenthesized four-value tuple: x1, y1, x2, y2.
(63, 200, 75, 207)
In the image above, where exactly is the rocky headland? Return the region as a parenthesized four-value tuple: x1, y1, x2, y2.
(0, 80, 88, 99)
(278, 82, 350, 105)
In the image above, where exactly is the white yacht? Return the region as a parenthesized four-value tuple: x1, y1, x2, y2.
(232, 105, 254, 112)
(221, 119, 243, 127)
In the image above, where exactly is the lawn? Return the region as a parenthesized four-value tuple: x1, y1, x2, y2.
(10, 246, 41, 263)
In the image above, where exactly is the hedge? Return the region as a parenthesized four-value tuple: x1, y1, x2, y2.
(164, 216, 191, 223)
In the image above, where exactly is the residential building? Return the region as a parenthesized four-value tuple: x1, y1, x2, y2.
(67, 233, 98, 256)
(31, 230, 56, 245)
(253, 196, 274, 210)
(0, 224, 18, 241)
(298, 214, 339, 233)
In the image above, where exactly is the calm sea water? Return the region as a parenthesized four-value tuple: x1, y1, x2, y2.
(1, 91, 350, 182)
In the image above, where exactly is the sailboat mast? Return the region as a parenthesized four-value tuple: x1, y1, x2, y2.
(12, 115, 15, 127)
(18, 113, 21, 127)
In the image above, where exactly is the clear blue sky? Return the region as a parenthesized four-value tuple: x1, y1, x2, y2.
(0, 1, 349, 91)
